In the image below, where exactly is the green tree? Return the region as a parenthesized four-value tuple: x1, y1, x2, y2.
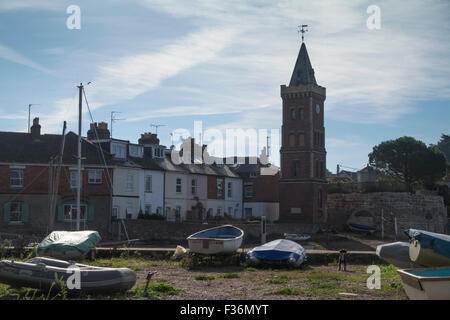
(368, 136, 447, 192)
(436, 134, 450, 162)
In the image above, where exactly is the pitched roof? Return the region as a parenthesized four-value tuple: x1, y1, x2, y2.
(289, 42, 317, 86)
(0, 131, 113, 165)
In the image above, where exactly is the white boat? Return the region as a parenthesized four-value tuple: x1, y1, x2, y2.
(376, 242, 421, 268)
(187, 225, 244, 255)
(397, 267, 450, 300)
(283, 233, 311, 241)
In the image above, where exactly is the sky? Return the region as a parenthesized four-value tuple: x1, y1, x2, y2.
(0, 0, 449, 172)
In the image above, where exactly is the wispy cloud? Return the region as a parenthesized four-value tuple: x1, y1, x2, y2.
(0, 44, 50, 73)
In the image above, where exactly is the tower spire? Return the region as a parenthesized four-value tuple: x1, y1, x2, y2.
(290, 26, 317, 86)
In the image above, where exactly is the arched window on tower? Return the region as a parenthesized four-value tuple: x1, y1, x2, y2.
(289, 133, 295, 146)
(290, 108, 296, 120)
(293, 160, 300, 177)
(298, 133, 305, 146)
(318, 189, 323, 209)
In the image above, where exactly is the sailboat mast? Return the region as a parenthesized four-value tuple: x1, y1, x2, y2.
(76, 83, 83, 231)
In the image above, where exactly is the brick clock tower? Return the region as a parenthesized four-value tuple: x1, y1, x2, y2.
(279, 40, 327, 223)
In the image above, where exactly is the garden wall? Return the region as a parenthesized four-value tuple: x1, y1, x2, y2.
(327, 192, 448, 238)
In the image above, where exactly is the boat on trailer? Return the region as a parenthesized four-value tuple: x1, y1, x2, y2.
(0, 257, 136, 294)
(187, 225, 244, 255)
(397, 267, 450, 300)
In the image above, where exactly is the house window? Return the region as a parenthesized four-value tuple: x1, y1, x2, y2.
(244, 183, 253, 198)
(228, 207, 233, 216)
(227, 182, 232, 198)
(88, 170, 102, 184)
(249, 172, 258, 178)
(63, 204, 87, 221)
(298, 133, 305, 146)
(290, 108, 296, 120)
(245, 207, 252, 218)
(70, 170, 80, 189)
(145, 175, 152, 193)
(112, 206, 119, 219)
(176, 178, 182, 193)
(111, 143, 126, 159)
(217, 207, 222, 216)
(126, 204, 133, 219)
(191, 179, 197, 195)
(10, 169, 24, 188)
(129, 145, 143, 158)
(145, 204, 151, 215)
(156, 207, 162, 215)
(217, 180, 223, 197)
(9, 202, 23, 222)
(126, 174, 134, 192)
(175, 206, 181, 221)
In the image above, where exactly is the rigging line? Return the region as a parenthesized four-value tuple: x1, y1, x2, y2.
(82, 87, 113, 192)
(6, 164, 51, 204)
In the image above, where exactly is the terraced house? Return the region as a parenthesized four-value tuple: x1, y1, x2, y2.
(0, 118, 114, 237)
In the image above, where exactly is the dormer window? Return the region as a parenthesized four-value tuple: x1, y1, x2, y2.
(111, 142, 126, 159)
(129, 145, 143, 158)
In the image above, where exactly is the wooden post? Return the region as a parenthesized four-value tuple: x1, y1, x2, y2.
(394, 215, 398, 240)
(261, 216, 266, 245)
(381, 209, 384, 240)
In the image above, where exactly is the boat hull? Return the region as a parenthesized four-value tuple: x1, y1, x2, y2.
(397, 267, 450, 300)
(376, 242, 420, 268)
(246, 239, 307, 268)
(187, 225, 244, 255)
(409, 239, 450, 267)
(0, 257, 136, 293)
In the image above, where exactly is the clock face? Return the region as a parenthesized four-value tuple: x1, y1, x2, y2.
(316, 104, 320, 114)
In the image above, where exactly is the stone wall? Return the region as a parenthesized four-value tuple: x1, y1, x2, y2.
(123, 219, 324, 244)
(327, 192, 448, 238)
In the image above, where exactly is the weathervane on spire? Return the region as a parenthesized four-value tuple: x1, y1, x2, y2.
(298, 24, 308, 42)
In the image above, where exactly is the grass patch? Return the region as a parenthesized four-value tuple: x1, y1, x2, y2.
(195, 275, 215, 281)
(244, 267, 257, 272)
(266, 275, 291, 284)
(135, 282, 180, 299)
(268, 288, 300, 296)
(221, 273, 240, 279)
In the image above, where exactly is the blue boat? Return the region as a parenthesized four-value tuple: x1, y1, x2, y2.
(347, 210, 376, 233)
(246, 239, 307, 267)
(405, 229, 450, 267)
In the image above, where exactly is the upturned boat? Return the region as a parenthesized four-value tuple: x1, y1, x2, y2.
(397, 267, 450, 300)
(0, 257, 136, 293)
(246, 239, 307, 267)
(347, 211, 376, 233)
(187, 225, 244, 254)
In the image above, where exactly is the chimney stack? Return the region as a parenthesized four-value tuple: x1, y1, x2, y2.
(87, 122, 110, 140)
(31, 117, 41, 140)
